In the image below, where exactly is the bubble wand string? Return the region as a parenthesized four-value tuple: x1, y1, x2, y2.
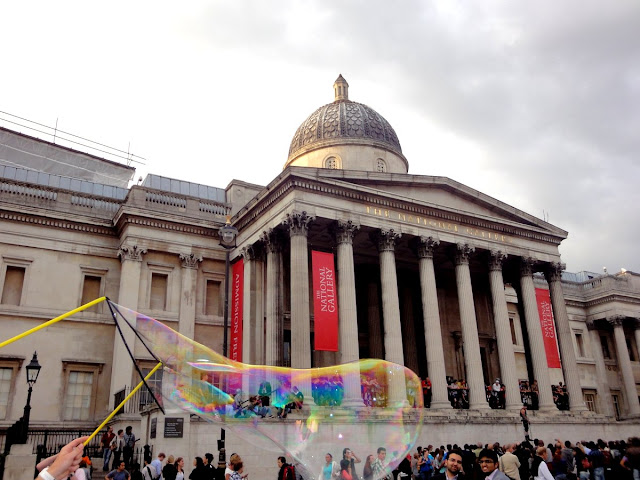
(83, 361, 163, 446)
(0, 296, 106, 349)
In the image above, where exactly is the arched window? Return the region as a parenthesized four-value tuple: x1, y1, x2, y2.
(325, 157, 339, 169)
(376, 158, 387, 172)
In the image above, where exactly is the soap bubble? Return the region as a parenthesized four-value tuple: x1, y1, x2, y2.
(112, 302, 424, 480)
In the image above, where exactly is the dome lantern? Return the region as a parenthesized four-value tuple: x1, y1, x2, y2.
(334, 74, 349, 101)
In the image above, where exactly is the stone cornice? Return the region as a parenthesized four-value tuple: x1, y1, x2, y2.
(0, 210, 116, 236)
(232, 172, 565, 245)
(116, 214, 219, 237)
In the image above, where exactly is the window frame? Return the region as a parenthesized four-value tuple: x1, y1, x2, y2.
(0, 357, 24, 419)
(0, 256, 33, 306)
(61, 361, 103, 421)
(201, 271, 225, 318)
(147, 264, 174, 312)
(79, 266, 108, 313)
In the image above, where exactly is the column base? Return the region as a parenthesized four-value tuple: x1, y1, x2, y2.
(469, 402, 491, 410)
(428, 400, 452, 410)
(341, 397, 366, 408)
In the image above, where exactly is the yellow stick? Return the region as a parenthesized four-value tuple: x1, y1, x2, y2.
(84, 361, 163, 446)
(0, 296, 107, 349)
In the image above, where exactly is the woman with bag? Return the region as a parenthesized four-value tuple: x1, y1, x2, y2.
(318, 454, 339, 480)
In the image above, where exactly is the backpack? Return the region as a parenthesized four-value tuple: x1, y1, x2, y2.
(581, 457, 592, 469)
(602, 450, 612, 467)
(284, 465, 296, 480)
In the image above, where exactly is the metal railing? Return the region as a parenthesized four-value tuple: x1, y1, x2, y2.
(113, 386, 162, 415)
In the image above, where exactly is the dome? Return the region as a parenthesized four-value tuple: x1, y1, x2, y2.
(285, 76, 407, 172)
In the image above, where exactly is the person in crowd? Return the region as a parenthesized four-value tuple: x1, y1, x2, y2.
(163, 456, 177, 480)
(174, 458, 185, 480)
(372, 448, 393, 480)
(123, 426, 138, 468)
(531, 447, 554, 480)
(339, 460, 352, 480)
(142, 459, 157, 480)
(151, 453, 165, 480)
(106, 462, 131, 480)
(189, 457, 208, 480)
(620, 436, 640, 479)
(319, 453, 339, 480)
(431, 449, 444, 474)
(588, 442, 606, 480)
(478, 449, 510, 480)
(498, 443, 520, 480)
(362, 455, 374, 480)
(519, 405, 530, 441)
(432, 450, 465, 480)
(110, 430, 125, 471)
(74, 459, 89, 480)
(343, 448, 361, 480)
(226, 453, 244, 480)
(101, 427, 116, 472)
(411, 453, 420, 480)
(130, 464, 142, 480)
(230, 462, 244, 480)
(277, 457, 295, 480)
(203, 454, 214, 480)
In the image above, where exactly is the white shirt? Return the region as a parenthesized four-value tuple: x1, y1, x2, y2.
(534, 461, 554, 480)
(143, 464, 157, 480)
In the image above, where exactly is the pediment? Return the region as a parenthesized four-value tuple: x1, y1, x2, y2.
(290, 168, 567, 238)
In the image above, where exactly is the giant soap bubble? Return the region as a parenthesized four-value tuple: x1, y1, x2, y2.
(112, 303, 424, 480)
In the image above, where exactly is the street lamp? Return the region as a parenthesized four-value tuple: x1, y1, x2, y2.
(218, 216, 238, 472)
(22, 352, 41, 441)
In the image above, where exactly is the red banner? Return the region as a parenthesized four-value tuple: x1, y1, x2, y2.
(230, 258, 244, 362)
(312, 251, 338, 351)
(535, 288, 561, 368)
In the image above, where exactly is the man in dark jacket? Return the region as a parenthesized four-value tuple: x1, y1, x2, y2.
(432, 450, 466, 480)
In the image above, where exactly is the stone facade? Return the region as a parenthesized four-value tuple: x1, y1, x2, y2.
(1, 78, 640, 477)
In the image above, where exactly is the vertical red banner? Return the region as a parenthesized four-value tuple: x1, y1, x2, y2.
(535, 288, 561, 368)
(230, 258, 244, 362)
(312, 251, 339, 351)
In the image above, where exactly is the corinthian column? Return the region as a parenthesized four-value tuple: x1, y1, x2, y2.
(283, 211, 315, 406)
(372, 229, 408, 407)
(416, 236, 450, 409)
(110, 245, 147, 408)
(519, 257, 555, 411)
(545, 262, 587, 411)
(454, 243, 489, 409)
(178, 253, 202, 339)
(488, 251, 520, 410)
(241, 244, 264, 365)
(586, 320, 614, 416)
(608, 316, 640, 416)
(334, 220, 364, 407)
(367, 278, 384, 359)
(262, 229, 282, 366)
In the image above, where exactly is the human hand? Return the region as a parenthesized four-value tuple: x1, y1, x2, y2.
(45, 436, 89, 480)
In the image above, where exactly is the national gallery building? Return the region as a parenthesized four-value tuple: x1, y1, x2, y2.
(0, 76, 639, 465)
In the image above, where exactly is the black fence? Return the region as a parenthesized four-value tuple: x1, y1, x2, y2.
(0, 428, 149, 480)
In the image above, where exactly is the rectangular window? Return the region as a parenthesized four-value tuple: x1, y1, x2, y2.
(509, 317, 518, 345)
(583, 392, 597, 413)
(139, 367, 163, 409)
(575, 332, 585, 358)
(150, 273, 168, 310)
(81, 275, 102, 312)
(63, 371, 94, 420)
(600, 335, 612, 359)
(612, 394, 621, 420)
(205, 279, 221, 316)
(1, 266, 25, 305)
(626, 337, 636, 361)
(0, 367, 13, 419)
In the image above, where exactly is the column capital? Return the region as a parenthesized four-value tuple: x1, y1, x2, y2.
(454, 243, 475, 266)
(371, 229, 401, 253)
(260, 229, 282, 253)
(283, 211, 315, 237)
(607, 315, 626, 327)
(488, 250, 507, 271)
(179, 253, 202, 269)
(333, 220, 360, 245)
(415, 236, 439, 259)
(519, 256, 538, 277)
(586, 319, 599, 331)
(118, 245, 147, 262)
(240, 243, 262, 261)
(545, 261, 566, 282)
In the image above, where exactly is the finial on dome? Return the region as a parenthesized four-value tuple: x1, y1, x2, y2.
(334, 74, 349, 101)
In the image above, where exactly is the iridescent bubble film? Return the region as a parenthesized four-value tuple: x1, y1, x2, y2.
(112, 303, 424, 480)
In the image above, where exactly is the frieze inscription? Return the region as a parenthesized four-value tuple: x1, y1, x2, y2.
(365, 206, 512, 243)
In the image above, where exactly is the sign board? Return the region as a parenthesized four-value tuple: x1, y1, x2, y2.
(163, 417, 184, 438)
(150, 418, 157, 439)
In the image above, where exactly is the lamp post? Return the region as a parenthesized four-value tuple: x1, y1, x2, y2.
(217, 217, 238, 473)
(22, 352, 41, 442)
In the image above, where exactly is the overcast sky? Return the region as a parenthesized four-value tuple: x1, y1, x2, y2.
(1, 1, 639, 274)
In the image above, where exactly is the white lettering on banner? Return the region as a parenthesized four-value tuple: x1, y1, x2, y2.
(316, 266, 336, 313)
(540, 301, 555, 338)
(232, 272, 241, 359)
